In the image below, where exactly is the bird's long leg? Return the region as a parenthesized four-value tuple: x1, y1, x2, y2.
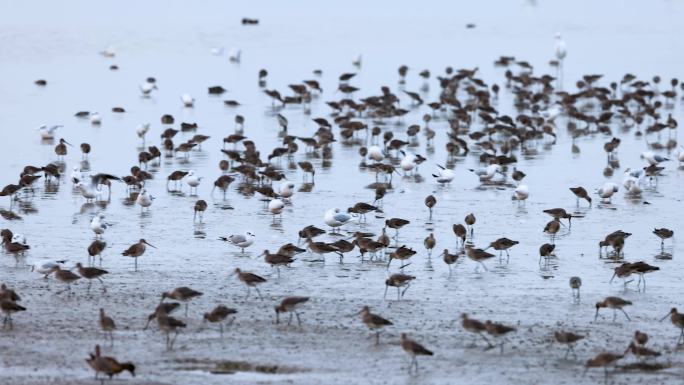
(621, 308, 631, 321)
(255, 286, 263, 300)
(296, 312, 302, 326)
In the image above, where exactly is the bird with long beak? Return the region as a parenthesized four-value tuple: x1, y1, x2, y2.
(121, 239, 156, 271)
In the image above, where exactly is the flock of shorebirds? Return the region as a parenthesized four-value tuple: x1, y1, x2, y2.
(2, 27, 684, 383)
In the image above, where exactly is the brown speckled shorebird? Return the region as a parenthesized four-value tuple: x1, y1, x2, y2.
(297, 161, 315, 183)
(569, 276, 582, 301)
(86, 345, 136, 382)
(569, 187, 592, 206)
(387, 245, 416, 269)
(441, 249, 461, 274)
(484, 320, 516, 353)
(384, 274, 415, 300)
(453, 224, 466, 247)
(585, 352, 623, 379)
(633, 330, 648, 346)
(194, 199, 207, 222)
(76, 263, 108, 293)
(385, 218, 410, 239)
(554, 331, 584, 359)
(358, 306, 392, 345)
(144, 302, 180, 330)
(464, 213, 476, 237)
(99, 308, 115, 345)
(234, 268, 267, 300)
(80, 143, 91, 160)
(539, 243, 556, 265)
(261, 250, 295, 277)
(400, 333, 433, 374)
(53, 265, 81, 295)
(653, 228, 674, 248)
(624, 342, 660, 360)
(465, 245, 495, 272)
(424, 233, 436, 257)
(424, 195, 436, 221)
(203, 305, 237, 337)
(87, 240, 107, 265)
(275, 296, 309, 325)
(121, 239, 156, 271)
(461, 313, 492, 347)
(543, 219, 561, 243)
(161, 287, 203, 316)
(485, 238, 519, 263)
(660, 308, 684, 345)
(157, 313, 187, 350)
(1, 299, 26, 330)
(595, 297, 632, 322)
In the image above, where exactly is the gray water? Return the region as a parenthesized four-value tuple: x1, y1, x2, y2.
(1, 1, 684, 384)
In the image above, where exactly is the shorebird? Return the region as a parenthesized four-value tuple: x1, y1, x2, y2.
(543, 208, 573, 227)
(87, 240, 106, 265)
(461, 314, 492, 347)
(570, 186, 592, 206)
(554, 331, 584, 359)
(219, 232, 255, 254)
(76, 263, 108, 293)
(262, 250, 294, 277)
(653, 228, 674, 248)
(441, 249, 461, 273)
(29, 259, 65, 278)
(135, 188, 154, 212)
(99, 308, 115, 345)
(1, 299, 25, 330)
(347, 202, 378, 223)
(539, 243, 556, 265)
(453, 224, 466, 247)
(569, 276, 582, 301)
(144, 302, 181, 330)
(228, 48, 241, 63)
(464, 213, 476, 237)
(595, 297, 632, 322)
(424, 233, 436, 257)
(80, 143, 91, 160)
(384, 274, 415, 300)
(484, 320, 516, 353)
(156, 312, 186, 350)
(193, 199, 207, 222)
(274, 296, 309, 325)
(324, 208, 353, 234)
(400, 333, 433, 374)
(53, 265, 81, 294)
(385, 218, 410, 239)
(358, 306, 392, 345)
(660, 308, 684, 345)
(54, 138, 72, 159)
(465, 245, 495, 271)
(624, 342, 660, 360)
(167, 171, 188, 190)
(633, 330, 648, 346)
(585, 352, 623, 379)
(233, 268, 266, 300)
(387, 245, 416, 269)
(543, 219, 561, 243)
(121, 239, 156, 271)
(203, 305, 237, 337)
(432, 165, 454, 184)
(425, 195, 436, 220)
(485, 238, 519, 263)
(161, 287, 203, 317)
(86, 345, 136, 383)
(90, 213, 108, 238)
(297, 161, 315, 182)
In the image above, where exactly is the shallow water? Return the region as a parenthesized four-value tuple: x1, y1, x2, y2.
(1, 0, 684, 384)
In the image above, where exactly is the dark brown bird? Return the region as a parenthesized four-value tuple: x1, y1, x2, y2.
(465, 213, 476, 237)
(194, 199, 207, 222)
(424, 233, 436, 257)
(121, 239, 156, 271)
(203, 305, 237, 337)
(80, 143, 91, 159)
(400, 333, 433, 374)
(633, 330, 648, 346)
(595, 297, 632, 322)
(585, 352, 623, 379)
(358, 306, 392, 345)
(261, 250, 295, 277)
(461, 314, 492, 347)
(485, 238, 519, 262)
(387, 245, 417, 269)
(384, 273, 415, 300)
(1, 299, 26, 330)
(385, 218, 410, 238)
(653, 228, 674, 247)
(99, 308, 115, 345)
(53, 266, 81, 294)
(156, 313, 187, 350)
(87, 240, 107, 265)
(54, 138, 72, 159)
(441, 249, 461, 273)
(465, 246, 495, 271)
(167, 170, 189, 190)
(554, 331, 585, 359)
(86, 345, 136, 382)
(425, 195, 436, 220)
(543, 219, 561, 243)
(484, 320, 516, 353)
(297, 161, 315, 183)
(453, 224, 467, 246)
(569, 186, 592, 205)
(539, 243, 556, 264)
(274, 296, 309, 325)
(76, 263, 108, 293)
(234, 268, 267, 300)
(161, 287, 203, 316)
